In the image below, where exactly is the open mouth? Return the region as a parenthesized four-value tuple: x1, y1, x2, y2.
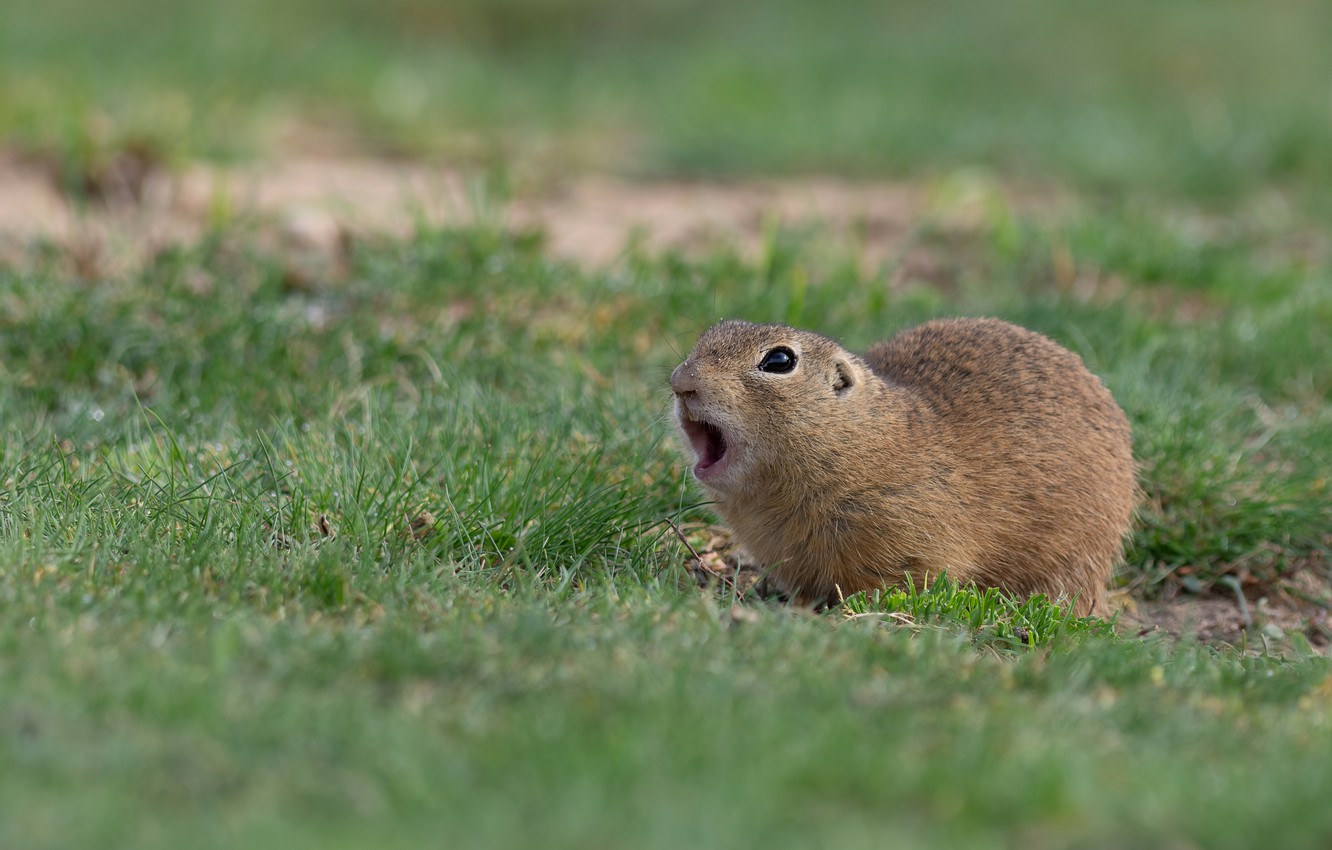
(678, 410, 731, 480)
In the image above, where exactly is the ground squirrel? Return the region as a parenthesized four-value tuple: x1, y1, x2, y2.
(670, 318, 1136, 616)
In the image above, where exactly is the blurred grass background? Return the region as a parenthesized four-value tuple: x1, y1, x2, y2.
(3, 0, 1331, 210)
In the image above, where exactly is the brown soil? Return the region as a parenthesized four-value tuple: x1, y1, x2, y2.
(0, 148, 1046, 275)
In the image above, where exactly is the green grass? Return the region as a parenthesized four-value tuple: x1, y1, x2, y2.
(2, 207, 1331, 847)
(4, 0, 1332, 845)
(5, 585, 1332, 850)
(6, 215, 1327, 594)
(840, 576, 1117, 650)
(4, 0, 1332, 211)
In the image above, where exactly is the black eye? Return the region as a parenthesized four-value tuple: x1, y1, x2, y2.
(758, 346, 797, 374)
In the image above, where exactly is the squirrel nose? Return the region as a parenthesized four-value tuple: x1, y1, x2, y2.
(670, 361, 699, 396)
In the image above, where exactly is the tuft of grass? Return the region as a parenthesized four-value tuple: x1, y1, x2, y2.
(839, 576, 1117, 650)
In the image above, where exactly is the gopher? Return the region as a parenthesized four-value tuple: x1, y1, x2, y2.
(670, 318, 1136, 616)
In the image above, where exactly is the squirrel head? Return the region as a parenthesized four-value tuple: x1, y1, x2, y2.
(670, 320, 875, 494)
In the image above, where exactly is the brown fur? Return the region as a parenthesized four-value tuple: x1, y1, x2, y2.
(670, 318, 1136, 616)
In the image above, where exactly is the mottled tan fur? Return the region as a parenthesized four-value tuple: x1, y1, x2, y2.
(670, 318, 1136, 616)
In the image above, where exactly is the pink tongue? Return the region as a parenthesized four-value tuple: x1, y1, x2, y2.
(695, 423, 725, 470)
(684, 419, 726, 470)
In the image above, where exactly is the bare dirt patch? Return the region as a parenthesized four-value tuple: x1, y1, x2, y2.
(0, 149, 1037, 277)
(1118, 592, 1331, 654)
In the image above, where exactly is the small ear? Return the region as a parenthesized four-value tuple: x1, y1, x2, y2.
(832, 358, 856, 396)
